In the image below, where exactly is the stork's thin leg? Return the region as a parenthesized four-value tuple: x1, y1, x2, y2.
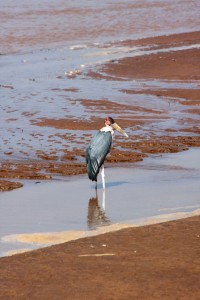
(95, 184, 98, 199)
(101, 165, 105, 190)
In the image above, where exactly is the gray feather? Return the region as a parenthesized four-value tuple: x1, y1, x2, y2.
(86, 131, 112, 181)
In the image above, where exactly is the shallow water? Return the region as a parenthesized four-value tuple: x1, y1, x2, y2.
(0, 148, 199, 256)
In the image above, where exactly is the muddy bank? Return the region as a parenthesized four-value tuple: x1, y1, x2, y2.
(0, 180, 23, 192)
(88, 31, 200, 80)
(1, 215, 200, 299)
(95, 48, 200, 80)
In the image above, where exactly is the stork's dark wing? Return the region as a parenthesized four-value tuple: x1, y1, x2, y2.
(86, 131, 112, 181)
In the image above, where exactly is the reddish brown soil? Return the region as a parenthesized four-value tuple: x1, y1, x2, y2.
(1, 215, 200, 299)
(115, 30, 200, 50)
(120, 88, 200, 104)
(88, 31, 200, 81)
(0, 180, 23, 192)
(88, 48, 200, 81)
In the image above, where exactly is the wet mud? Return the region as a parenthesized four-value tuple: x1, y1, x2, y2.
(0, 180, 23, 192)
(1, 215, 200, 300)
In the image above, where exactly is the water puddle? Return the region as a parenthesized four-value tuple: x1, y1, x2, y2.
(0, 147, 199, 257)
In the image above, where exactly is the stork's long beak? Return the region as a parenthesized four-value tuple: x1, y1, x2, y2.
(112, 123, 129, 137)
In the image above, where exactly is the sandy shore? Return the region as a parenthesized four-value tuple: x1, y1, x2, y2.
(0, 29, 200, 299)
(1, 215, 200, 299)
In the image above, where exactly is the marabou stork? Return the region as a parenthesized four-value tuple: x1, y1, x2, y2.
(86, 117, 128, 189)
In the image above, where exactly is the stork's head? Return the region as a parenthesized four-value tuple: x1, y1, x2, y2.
(104, 116, 115, 126)
(104, 116, 129, 137)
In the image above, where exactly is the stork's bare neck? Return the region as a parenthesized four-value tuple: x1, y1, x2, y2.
(100, 125, 114, 135)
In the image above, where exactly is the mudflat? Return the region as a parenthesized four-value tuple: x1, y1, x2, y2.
(1, 215, 200, 299)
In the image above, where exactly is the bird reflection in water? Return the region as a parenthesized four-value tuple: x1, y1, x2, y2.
(87, 189, 111, 230)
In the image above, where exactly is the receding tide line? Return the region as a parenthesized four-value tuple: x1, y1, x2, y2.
(2, 207, 200, 257)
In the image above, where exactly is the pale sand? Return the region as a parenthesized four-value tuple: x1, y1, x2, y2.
(3, 208, 200, 256)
